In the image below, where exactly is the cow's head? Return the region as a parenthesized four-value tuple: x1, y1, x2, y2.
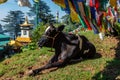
(38, 23, 65, 48)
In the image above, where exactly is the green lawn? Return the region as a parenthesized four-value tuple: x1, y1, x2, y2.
(0, 31, 120, 80)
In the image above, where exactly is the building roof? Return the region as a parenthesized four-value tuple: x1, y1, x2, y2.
(9, 40, 22, 47)
(0, 34, 10, 39)
(0, 41, 9, 46)
(16, 37, 31, 43)
(0, 34, 10, 46)
(0, 47, 3, 51)
(20, 16, 33, 27)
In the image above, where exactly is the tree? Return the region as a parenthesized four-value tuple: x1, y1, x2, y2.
(1, 10, 24, 39)
(61, 14, 80, 32)
(0, 24, 3, 34)
(28, 0, 55, 25)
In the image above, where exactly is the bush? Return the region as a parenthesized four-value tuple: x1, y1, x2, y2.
(31, 22, 46, 43)
(21, 42, 37, 51)
(114, 22, 120, 35)
(64, 24, 79, 33)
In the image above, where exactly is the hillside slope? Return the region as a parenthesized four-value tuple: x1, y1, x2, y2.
(0, 31, 120, 80)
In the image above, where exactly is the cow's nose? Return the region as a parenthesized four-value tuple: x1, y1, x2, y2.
(37, 41, 40, 45)
(38, 40, 44, 48)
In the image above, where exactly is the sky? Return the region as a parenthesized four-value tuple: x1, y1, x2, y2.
(0, 0, 66, 25)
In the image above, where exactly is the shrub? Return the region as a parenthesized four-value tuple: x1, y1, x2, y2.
(114, 22, 120, 35)
(31, 22, 46, 43)
(21, 42, 37, 51)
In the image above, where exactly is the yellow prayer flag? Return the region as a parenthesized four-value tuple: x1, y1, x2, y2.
(68, 1, 79, 22)
(52, 0, 66, 8)
(109, 0, 117, 7)
(0, 0, 8, 4)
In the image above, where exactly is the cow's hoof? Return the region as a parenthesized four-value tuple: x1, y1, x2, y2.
(26, 69, 40, 76)
(26, 70, 35, 76)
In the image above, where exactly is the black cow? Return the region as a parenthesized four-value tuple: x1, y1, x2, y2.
(28, 24, 96, 76)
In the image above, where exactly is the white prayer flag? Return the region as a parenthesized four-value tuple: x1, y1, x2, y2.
(18, 0, 31, 7)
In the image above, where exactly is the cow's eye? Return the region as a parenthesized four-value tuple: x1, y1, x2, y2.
(45, 32, 49, 35)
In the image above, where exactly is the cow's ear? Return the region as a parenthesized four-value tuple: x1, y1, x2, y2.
(56, 25, 65, 32)
(49, 23, 55, 28)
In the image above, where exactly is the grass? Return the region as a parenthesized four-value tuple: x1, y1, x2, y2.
(0, 31, 120, 80)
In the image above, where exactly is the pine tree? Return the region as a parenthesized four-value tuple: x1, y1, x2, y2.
(61, 14, 79, 32)
(28, 0, 55, 25)
(1, 10, 24, 39)
(0, 24, 3, 34)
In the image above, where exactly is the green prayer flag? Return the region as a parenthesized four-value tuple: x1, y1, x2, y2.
(78, 15, 87, 28)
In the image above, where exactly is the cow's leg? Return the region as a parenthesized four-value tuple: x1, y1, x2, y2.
(70, 57, 83, 62)
(48, 54, 58, 64)
(29, 59, 67, 76)
(82, 42, 96, 58)
(87, 43, 96, 58)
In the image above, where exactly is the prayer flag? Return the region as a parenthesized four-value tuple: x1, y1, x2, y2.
(109, 0, 117, 7)
(52, 0, 66, 8)
(18, 0, 31, 7)
(0, 0, 7, 4)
